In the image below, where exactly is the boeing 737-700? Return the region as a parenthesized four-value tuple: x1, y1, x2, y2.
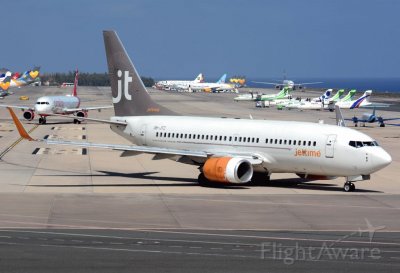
(6, 30, 392, 192)
(3, 69, 112, 124)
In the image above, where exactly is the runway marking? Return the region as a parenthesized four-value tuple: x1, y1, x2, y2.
(3, 229, 400, 254)
(162, 196, 400, 211)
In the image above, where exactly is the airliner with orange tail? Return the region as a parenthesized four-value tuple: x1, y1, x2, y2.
(5, 31, 392, 192)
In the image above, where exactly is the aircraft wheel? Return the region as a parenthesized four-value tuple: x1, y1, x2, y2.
(344, 182, 355, 192)
(73, 119, 78, 124)
(39, 117, 46, 125)
(380, 123, 385, 127)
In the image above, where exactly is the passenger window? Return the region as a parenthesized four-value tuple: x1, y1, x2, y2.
(239, 137, 242, 142)
(293, 140, 296, 145)
(308, 141, 311, 146)
(206, 135, 209, 140)
(202, 135, 204, 140)
(284, 140, 287, 145)
(219, 136, 222, 141)
(303, 141, 306, 146)
(274, 139, 277, 144)
(313, 141, 316, 146)
(168, 133, 171, 138)
(279, 139, 282, 145)
(229, 136, 232, 141)
(265, 139, 269, 144)
(298, 140, 301, 146)
(234, 137, 237, 141)
(156, 132, 159, 137)
(224, 136, 227, 141)
(252, 138, 255, 143)
(188, 134, 191, 139)
(289, 140, 291, 145)
(256, 138, 259, 143)
(247, 137, 251, 142)
(210, 135, 213, 140)
(180, 134, 183, 138)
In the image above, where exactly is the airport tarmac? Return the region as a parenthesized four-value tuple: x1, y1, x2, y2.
(0, 86, 399, 271)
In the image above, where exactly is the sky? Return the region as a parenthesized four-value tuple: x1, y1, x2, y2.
(2, 0, 400, 79)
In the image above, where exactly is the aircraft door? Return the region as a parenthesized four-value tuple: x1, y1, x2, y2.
(325, 134, 337, 158)
(140, 124, 147, 146)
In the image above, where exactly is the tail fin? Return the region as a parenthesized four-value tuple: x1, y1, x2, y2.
(194, 73, 204, 83)
(350, 90, 371, 109)
(341, 89, 356, 102)
(216, 74, 227, 84)
(72, 69, 78, 97)
(103, 30, 177, 116)
(321, 89, 332, 100)
(0, 72, 12, 91)
(330, 89, 344, 101)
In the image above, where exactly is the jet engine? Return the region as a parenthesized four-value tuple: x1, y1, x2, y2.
(76, 111, 88, 118)
(203, 157, 253, 184)
(23, 110, 35, 121)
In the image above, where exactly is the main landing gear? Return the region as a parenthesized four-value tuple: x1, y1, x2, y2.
(73, 119, 81, 124)
(38, 117, 47, 125)
(343, 182, 356, 192)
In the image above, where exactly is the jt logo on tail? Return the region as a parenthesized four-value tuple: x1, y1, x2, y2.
(113, 70, 132, 103)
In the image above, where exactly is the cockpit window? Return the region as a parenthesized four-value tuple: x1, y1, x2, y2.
(36, 101, 49, 105)
(349, 140, 379, 148)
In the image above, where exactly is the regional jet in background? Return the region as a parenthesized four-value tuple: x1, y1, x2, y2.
(253, 77, 323, 90)
(7, 30, 392, 192)
(174, 74, 237, 93)
(347, 108, 400, 127)
(155, 73, 204, 90)
(2, 69, 112, 124)
(335, 90, 390, 109)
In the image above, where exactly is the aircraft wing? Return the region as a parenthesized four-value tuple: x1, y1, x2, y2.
(360, 102, 390, 108)
(0, 105, 33, 111)
(6, 107, 265, 165)
(296, 82, 323, 85)
(64, 106, 113, 112)
(252, 81, 280, 85)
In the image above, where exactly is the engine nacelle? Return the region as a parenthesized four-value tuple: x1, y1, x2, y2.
(23, 110, 35, 121)
(76, 111, 88, 118)
(203, 157, 253, 184)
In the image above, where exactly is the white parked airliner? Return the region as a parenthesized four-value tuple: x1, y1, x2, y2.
(3, 70, 112, 124)
(7, 30, 392, 192)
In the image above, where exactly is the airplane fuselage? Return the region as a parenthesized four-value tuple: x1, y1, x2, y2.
(35, 95, 80, 115)
(109, 116, 391, 178)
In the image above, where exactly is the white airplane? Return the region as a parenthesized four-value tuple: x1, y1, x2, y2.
(347, 108, 400, 128)
(335, 90, 389, 109)
(6, 30, 392, 192)
(234, 91, 261, 101)
(3, 69, 112, 124)
(155, 73, 204, 90)
(271, 89, 333, 108)
(176, 74, 237, 93)
(253, 79, 323, 90)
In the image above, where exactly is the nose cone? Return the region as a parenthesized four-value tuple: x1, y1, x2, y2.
(372, 148, 392, 172)
(34, 104, 50, 115)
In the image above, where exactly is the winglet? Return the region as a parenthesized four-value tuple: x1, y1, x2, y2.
(335, 105, 346, 127)
(7, 107, 34, 141)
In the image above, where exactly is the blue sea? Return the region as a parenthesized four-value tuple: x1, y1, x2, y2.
(247, 78, 400, 93)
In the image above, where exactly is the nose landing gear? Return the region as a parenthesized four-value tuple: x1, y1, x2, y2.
(38, 117, 47, 125)
(344, 182, 355, 192)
